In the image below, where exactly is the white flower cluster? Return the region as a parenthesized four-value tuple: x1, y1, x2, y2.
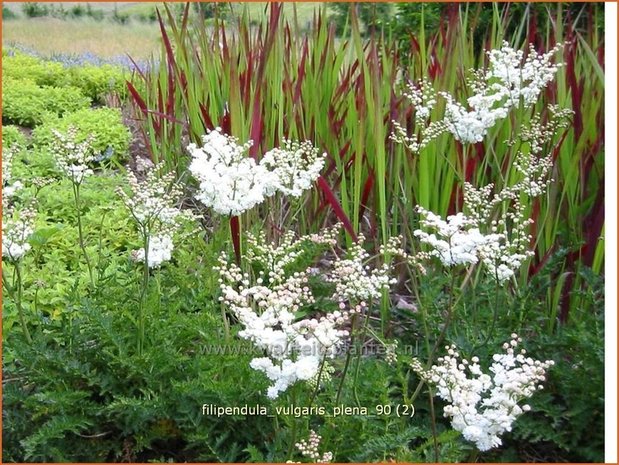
(218, 244, 363, 398)
(2, 203, 36, 261)
(390, 79, 447, 153)
(131, 234, 174, 269)
(245, 226, 338, 284)
(307, 362, 335, 390)
(385, 340, 398, 366)
(294, 430, 333, 463)
(216, 227, 400, 399)
(510, 105, 573, 197)
(188, 128, 324, 216)
(51, 126, 97, 184)
(261, 139, 326, 197)
(412, 335, 554, 451)
(188, 129, 273, 215)
(445, 42, 562, 144)
(414, 199, 533, 283)
(394, 43, 562, 150)
(413, 209, 501, 267)
(2, 146, 36, 261)
(487, 43, 562, 106)
(2, 146, 24, 202)
(117, 163, 191, 268)
(326, 234, 398, 301)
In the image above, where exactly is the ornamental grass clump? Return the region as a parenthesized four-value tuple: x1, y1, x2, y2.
(412, 335, 554, 451)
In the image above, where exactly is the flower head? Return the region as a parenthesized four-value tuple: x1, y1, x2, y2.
(188, 128, 277, 215)
(261, 139, 325, 197)
(412, 335, 554, 451)
(132, 234, 174, 268)
(117, 162, 192, 268)
(51, 126, 96, 184)
(188, 128, 325, 215)
(2, 203, 36, 261)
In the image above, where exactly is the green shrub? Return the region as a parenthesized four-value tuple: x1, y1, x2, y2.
(3, 6, 18, 19)
(21, 2, 49, 18)
(2, 78, 91, 127)
(3, 52, 127, 103)
(67, 65, 128, 102)
(85, 3, 105, 21)
(70, 3, 86, 18)
(2, 53, 67, 87)
(32, 108, 131, 162)
(2, 125, 27, 148)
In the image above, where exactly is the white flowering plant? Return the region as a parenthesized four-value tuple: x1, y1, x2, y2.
(392, 42, 564, 151)
(412, 335, 554, 451)
(117, 162, 193, 269)
(117, 162, 195, 355)
(48, 126, 99, 287)
(410, 108, 571, 284)
(380, 40, 578, 459)
(216, 226, 402, 400)
(290, 430, 334, 463)
(188, 127, 325, 217)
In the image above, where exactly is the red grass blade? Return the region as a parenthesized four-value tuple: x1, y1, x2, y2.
(316, 176, 357, 240)
(156, 8, 177, 70)
(358, 170, 375, 223)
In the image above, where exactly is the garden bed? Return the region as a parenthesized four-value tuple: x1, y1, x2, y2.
(2, 3, 606, 463)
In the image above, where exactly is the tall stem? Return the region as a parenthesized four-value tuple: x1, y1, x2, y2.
(335, 314, 357, 405)
(13, 262, 32, 344)
(352, 304, 372, 407)
(473, 276, 500, 353)
(137, 229, 150, 356)
(73, 182, 95, 289)
(411, 270, 459, 404)
(286, 387, 298, 461)
(308, 352, 328, 407)
(428, 388, 440, 462)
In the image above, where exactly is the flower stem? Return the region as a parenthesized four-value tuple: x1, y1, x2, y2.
(286, 387, 298, 461)
(308, 352, 328, 407)
(72, 182, 95, 289)
(352, 304, 372, 407)
(427, 387, 440, 462)
(13, 263, 32, 344)
(335, 314, 357, 405)
(137, 230, 150, 356)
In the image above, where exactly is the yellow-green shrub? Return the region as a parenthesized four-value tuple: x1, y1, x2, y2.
(2, 53, 67, 87)
(67, 64, 128, 102)
(2, 78, 91, 127)
(2, 125, 27, 148)
(32, 107, 131, 162)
